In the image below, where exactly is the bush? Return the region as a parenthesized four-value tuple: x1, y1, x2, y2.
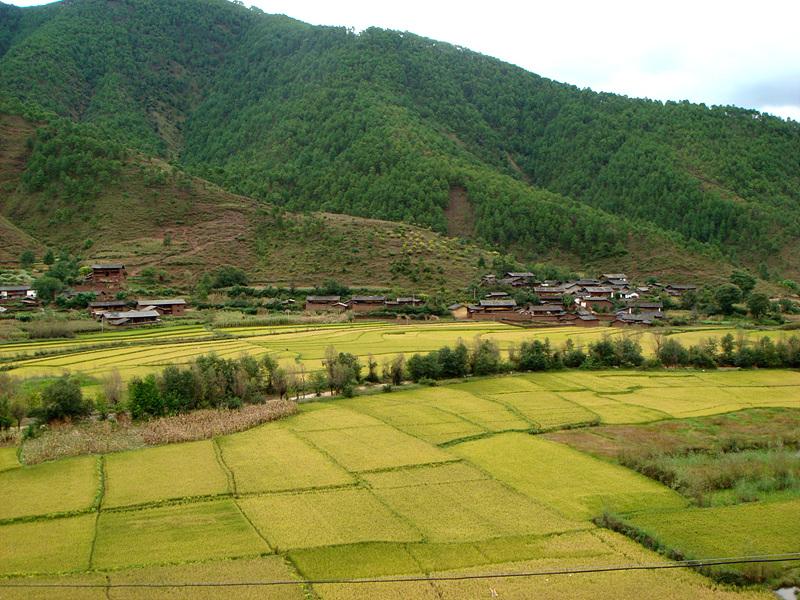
(40, 375, 91, 422)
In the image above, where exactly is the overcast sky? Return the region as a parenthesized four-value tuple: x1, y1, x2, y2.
(8, 0, 800, 120)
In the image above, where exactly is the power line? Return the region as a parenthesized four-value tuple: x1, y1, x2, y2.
(1, 553, 799, 589)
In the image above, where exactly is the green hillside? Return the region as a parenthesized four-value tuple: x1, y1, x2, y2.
(0, 0, 798, 280)
(0, 112, 497, 291)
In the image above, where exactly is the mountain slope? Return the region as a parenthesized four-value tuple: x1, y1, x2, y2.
(0, 112, 499, 291)
(0, 0, 798, 280)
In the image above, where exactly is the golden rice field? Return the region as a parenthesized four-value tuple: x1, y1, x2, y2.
(1, 365, 799, 598)
(2, 321, 794, 390)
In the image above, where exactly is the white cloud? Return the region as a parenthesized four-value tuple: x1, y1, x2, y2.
(6, 0, 800, 118)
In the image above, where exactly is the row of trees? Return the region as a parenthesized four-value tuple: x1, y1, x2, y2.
(405, 337, 645, 382)
(655, 334, 800, 369)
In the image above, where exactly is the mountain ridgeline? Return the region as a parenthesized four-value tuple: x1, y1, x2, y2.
(1, 0, 799, 280)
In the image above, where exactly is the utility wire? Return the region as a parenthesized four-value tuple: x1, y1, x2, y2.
(1, 553, 799, 589)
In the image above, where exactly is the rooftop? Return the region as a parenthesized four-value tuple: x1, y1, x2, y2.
(101, 310, 160, 319)
(479, 299, 518, 308)
(136, 298, 187, 306)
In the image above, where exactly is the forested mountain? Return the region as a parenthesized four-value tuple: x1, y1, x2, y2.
(1, 0, 799, 281)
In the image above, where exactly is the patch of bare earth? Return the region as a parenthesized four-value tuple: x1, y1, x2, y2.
(444, 185, 475, 238)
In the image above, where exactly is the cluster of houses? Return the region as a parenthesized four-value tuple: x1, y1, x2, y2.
(81, 264, 187, 327)
(305, 295, 424, 313)
(450, 273, 697, 327)
(1, 264, 187, 327)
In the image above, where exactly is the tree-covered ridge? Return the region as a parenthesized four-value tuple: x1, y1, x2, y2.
(0, 0, 798, 278)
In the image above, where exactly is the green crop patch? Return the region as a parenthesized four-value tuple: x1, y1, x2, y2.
(0, 447, 19, 472)
(363, 462, 487, 489)
(297, 424, 452, 472)
(341, 396, 486, 445)
(103, 441, 230, 508)
(108, 556, 305, 600)
(287, 404, 383, 432)
(370, 478, 580, 542)
(457, 376, 541, 395)
(218, 425, 354, 494)
(0, 455, 98, 521)
(0, 572, 107, 600)
(431, 532, 771, 600)
(625, 499, 800, 566)
(485, 391, 598, 429)
(559, 391, 669, 424)
(290, 543, 422, 580)
(453, 434, 686, 520)
(92, 500, 268, 569)
(314, 580, 441, 600)
(238, 488, 422, 550)
(0, 514, 95, 576)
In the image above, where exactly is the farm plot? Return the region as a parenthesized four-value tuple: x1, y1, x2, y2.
(0, 572, 107, 600)
(238, 488, 422, 550)
(342, 394, 486, 445)
(286, 404, 385, 432)
(0, 455, 99, 521)
(365, 467, 580, 542)
(297, 422, 453, 472)
(624, 499, 800, 567)
(556, 390, 669, 423)
(92, 500, 268, 569)
(427, 530, 773, 600)
(453, 433, 686, 520)
(218, 424, 354, 494)
(0, 514, 95, 576)
(106, 556, 306, 600)
(103, 440, 230, 508)
(482, 390, 599, 430)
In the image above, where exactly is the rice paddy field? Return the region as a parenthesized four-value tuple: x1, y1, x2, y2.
(2, 320, 795, 390)
(1, 322, 799, 598)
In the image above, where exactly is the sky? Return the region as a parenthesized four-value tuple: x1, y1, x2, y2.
(7, 0, 800, 120)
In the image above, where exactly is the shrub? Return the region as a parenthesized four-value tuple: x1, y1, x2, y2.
(40, 375, 91, 422)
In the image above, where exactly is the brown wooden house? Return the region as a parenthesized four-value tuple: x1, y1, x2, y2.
(348, 296, 387, 313)
(89, 300, 127, 317)
(137, 299, 187, 316)
(0, 285, 36, 302)
(88, 264, 127, 289)
(305, 296, 343, 312)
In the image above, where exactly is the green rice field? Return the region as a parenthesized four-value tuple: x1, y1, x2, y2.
(1, 322, 798, 597)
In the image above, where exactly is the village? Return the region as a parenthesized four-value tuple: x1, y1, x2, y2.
(2, 263, 702, 329)
(0, 264, 185, 327)
(304, 272, 696, 328)
(0, 262, 700, 329)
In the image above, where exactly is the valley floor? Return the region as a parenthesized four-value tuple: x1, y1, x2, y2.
(1, 362, 799, 598)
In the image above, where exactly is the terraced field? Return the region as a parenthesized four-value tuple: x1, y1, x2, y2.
(1, 367, 798, 598)
(4, 321, 791, 390)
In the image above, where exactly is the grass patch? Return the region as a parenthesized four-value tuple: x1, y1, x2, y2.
(0, 514, 95, 576)
(92, 500, 268, 569)
(453, 433, 686, 520)
(0, 455, 99, 521)
(103, 440, 230, 508)
(218, 425, 354, 494)
(238, 488, 421, 550)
